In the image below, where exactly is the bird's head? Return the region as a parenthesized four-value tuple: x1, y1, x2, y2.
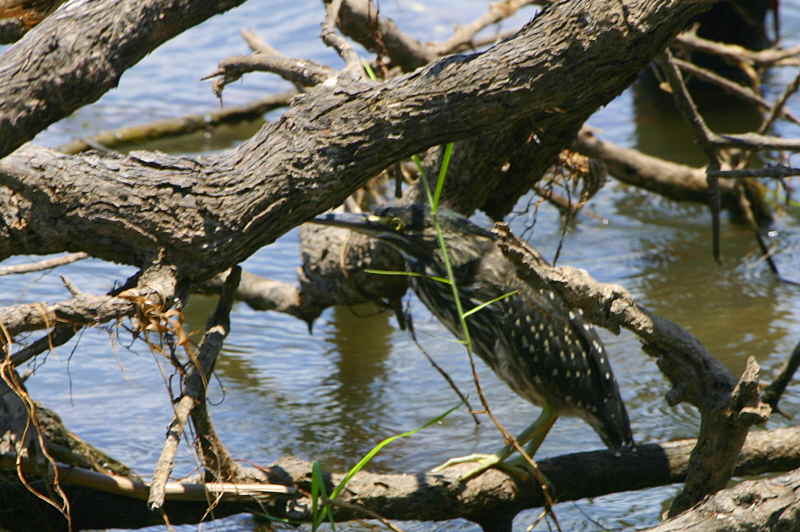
(311, 203, 494, 265)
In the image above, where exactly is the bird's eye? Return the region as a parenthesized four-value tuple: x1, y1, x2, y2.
(390, 217, 405, 232)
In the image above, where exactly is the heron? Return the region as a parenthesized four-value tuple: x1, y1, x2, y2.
(313, 203, 633, 479)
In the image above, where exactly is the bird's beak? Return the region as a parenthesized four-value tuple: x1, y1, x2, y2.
(310, 212, 391, 237)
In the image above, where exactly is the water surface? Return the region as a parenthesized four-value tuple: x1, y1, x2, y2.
(2, 1, 799, 531)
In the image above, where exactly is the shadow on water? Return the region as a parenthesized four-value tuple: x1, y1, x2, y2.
(311, 304, 397, 471)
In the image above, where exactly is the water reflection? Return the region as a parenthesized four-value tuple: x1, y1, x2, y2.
(314, 304, 396, 470)
(632, 77, 764, 166)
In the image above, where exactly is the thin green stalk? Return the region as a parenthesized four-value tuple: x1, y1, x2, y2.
(312, 404, 459, 528)
(365, 268, 451, 285)
(433, 143, 454, 213)
(462, 290, 519, 319)
(363, 61, 377, 81)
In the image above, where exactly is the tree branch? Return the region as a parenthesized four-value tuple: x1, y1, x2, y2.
(149, 266, 243, 510)
(0, 0, 248, 158)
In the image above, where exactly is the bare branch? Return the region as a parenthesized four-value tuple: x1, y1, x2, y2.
(0, 253, 88, 276)
(57, 93, 294, 155)
(433, 0, 537, 56)
(203, 55, 333, 97)
(673, 57, 800, 125)
(656, 49, 724, 261)
(674, 31, 800, 68)
(713, 132, 800, 151)
(322, 0, 364, 76)
(763, 339, 800, 416)
(149, 267, 243, 511)
(574, 127, 741, 209)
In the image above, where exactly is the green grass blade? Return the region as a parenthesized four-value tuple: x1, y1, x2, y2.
(363, 61, 377, 81)
(462, 290, 519, 319)
(365, 268, 451, 284)
(432, 143, 454, 212)
(328, 404, 460, 501)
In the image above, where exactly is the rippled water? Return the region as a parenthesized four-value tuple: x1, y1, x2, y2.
(2, 1, 800, 531)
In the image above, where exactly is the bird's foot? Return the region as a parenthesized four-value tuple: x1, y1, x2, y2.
(430, 453, 503, 481)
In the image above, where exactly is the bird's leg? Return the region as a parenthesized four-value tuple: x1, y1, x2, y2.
(431, 405, 558, 481)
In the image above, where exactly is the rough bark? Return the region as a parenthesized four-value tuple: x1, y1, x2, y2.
(645, 470, 800, 532)
(0, 0, 247, 157)
(1, 0, 714, 283)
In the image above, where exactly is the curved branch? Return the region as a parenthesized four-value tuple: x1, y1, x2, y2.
(0, 0, 247, 158)
(1, 0, 714, 281)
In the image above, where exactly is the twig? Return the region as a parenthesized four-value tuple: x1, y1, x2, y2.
(674, 32, 800, 68)
(148, 266, 243, 511)
(59, 275, 81, 297)
(0, 252, 88, 276)
(322, 0, 364, 76)
(433, 0, 536, 55)
(241, 29, 282, 55)
(656, 49, 723, 261)
(672, 57, 800, 125)
(712, 132, 800, 151)
(0, 454, 293, 500)
(203, 56, 331, 97)
(407, 319, 480, 425)
(10, 324, 77, 367)
(763, 339, 800, 416)
(759, 71, 800, 135)
(57, 93, 295, 154)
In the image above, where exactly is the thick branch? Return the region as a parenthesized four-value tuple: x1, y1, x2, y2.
(0, 263, 179, 339)
(574, 127, 741, 208)
(270, 426, 800, 525)
(0, 0, 247, 158)
(1, 0, 714, 281)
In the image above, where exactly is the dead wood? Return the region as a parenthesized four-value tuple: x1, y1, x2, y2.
(0, 0, 249, 158)
(4, 422, 800, 530)
(1, 0, 714, 284)
(56, 92, 295, 155)
(644, 469, 800, 532)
